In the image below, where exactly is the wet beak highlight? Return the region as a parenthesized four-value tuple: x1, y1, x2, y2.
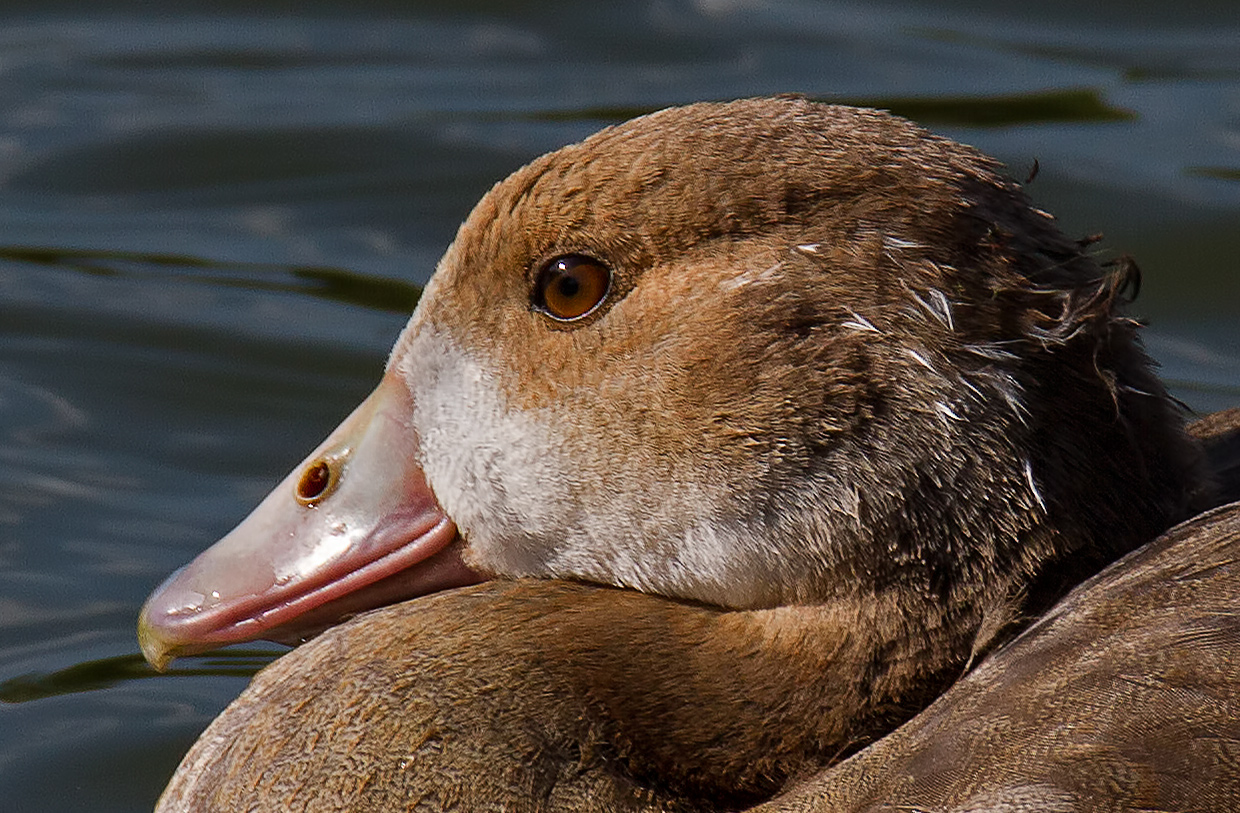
(138, 371, 480, 670)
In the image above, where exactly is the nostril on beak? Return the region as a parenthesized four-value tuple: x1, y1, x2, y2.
(296, 459, 336, 505)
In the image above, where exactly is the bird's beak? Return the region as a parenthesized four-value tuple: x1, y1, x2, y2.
(138, 370, 480, 670)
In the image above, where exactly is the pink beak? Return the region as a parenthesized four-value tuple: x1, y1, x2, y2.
(137, 370, 481, 670)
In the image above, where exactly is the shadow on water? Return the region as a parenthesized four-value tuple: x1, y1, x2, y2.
(845, 87, 1134, 128)
(522, 87, 1134, 127)
(1187, 167, 1240, 182)
(0, 649, 281, 704)
(0, 245, 422, 314)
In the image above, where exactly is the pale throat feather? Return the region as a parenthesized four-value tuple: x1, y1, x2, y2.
(392, 321, 790, 608)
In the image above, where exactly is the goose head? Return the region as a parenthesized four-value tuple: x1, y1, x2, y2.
(139, 97, 1203, 669)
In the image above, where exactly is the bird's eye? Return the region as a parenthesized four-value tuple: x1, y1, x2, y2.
(533, 255, 612, 322)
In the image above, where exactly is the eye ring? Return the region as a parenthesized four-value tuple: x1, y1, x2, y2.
(295, 457, 339, 506)
(533, 254, 612, 322)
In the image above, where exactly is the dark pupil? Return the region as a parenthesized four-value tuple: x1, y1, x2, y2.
(556, 274, 580, 298)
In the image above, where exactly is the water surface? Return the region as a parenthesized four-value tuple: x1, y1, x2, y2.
(1, 2, 1237, 810)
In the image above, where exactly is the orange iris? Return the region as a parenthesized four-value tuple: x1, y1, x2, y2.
(536, 255, 611, 321)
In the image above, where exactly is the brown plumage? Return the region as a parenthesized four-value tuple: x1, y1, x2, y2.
(143, 99, 1234, 812)
(159, 415, 1239, 813)
(760, 488, 1240, 813)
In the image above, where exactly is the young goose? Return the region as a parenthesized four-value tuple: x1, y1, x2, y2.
(139, 98, 1216, 810)
(155, 416, 1238, 813)
(157, 479, 1240, 813)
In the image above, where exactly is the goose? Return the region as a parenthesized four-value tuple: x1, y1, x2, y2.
(155, 462, 1240, 813)
(137, 97, 1234, 811)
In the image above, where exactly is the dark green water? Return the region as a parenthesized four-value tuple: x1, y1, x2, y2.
(0, 1, 1237, 810)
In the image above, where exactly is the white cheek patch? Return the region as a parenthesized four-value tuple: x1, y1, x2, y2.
(395, 325, 570, 576)
(392, 322, 796, 609)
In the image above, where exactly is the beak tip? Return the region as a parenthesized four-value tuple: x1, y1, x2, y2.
(138, 606, 178, 673)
